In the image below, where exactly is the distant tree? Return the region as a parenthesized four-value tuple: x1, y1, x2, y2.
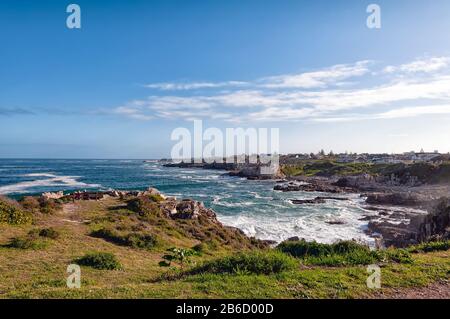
(328, 150, 334, 157)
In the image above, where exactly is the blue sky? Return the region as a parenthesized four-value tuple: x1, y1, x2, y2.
(1, 0, 450, 158)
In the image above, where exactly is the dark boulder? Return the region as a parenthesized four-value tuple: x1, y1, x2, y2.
(365, 192, 425, 207)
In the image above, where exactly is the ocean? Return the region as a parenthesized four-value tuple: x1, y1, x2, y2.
(0, 159, 374, 244)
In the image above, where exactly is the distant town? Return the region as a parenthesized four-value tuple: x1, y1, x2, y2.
(282, 150, 449, 165)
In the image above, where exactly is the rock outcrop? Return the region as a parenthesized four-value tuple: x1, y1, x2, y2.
(171, 199, 217, 220)
(366, 198, 450, 247)
(274, 180, 349, 193)
(291, 196, 349, 205)
(365, 192, 426, 207)
(41, 191, 64, 200)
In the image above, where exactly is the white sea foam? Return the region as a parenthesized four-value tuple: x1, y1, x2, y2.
(217, 197, 375, 246)
(23, 173, 57, 177)
(0, 173, 101, 194)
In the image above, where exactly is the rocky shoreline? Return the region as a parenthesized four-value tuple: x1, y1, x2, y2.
(274, 176, 450, 247)
(163, 161, 284, 180)
(40, 167, 450, 248)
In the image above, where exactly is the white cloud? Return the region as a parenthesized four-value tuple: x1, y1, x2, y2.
(144, 81, 248, 90)
(313, 104, 450, 123)
(144, 61, 371, 91)
(259, 61, 371, 89)
(115, 56, 450, 123)
(383, 56, 450, 74)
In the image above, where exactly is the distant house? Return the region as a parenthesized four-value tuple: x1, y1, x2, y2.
(336, 155, 354, 163)
(415, 152, 441, 162)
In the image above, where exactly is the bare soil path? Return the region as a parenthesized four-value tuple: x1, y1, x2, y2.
(374, 280, 450, 299)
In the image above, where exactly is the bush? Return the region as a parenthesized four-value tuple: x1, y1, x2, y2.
(91, 227, 157, 249)
(188, 250, 298, 275)
(7, 230, 45, 249)
(126, 232, 158, 249)
(277, 240, 333, 258)
(277, 240, 412, 266)
(19, 196, 61, 214)
(192, 243, 206, 254)
(20, 196, 41, 212)
(127, 197, 161, 220)
(408, 240, 450, 253)
(6, 228, 60, 249)
(75, 252, 122, 270)
(147, 194, 164, 203)
(39, 227, 60, 239)
(38, 198, 62, 214)
(7, 236, 47, 249)
(0, 196, 32, 225)
(377, 249, 413, 264)
(159, 247, 199, 269)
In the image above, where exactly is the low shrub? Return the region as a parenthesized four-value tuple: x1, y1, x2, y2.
(277, 240, 333, 258)
(127, 197, 161, 220)
(38, 198, 62, 214)
(277, 240, 412, 266)
(192, 243, 206, 254)
(91, 227, 157, 249)
(188, 250, 298, 275)
(377, 249, 413, 264)
(6, 228, 60, 249)
(7, 230, 45, 249)
(126, 232, 158, 249)
(75, 252, 122, 270)
(20, 196, 41, 212)
(39, 227, 60, 239)
(0, 196, 32, 225)
(408, 240, 450, 253)
(148, 193, 164, 203)
(7, 236, 47, 249)
(306, 250, 379, 266)
(159, 247, 199, 269)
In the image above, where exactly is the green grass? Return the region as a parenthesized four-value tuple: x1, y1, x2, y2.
(280, 161, 387, 177)
(277, 240, 413, 266)
(0, 197, 448, 299)
(187, 250, 298, 275)
(280, 160, 450, 184)
(408, 240, 450, 253)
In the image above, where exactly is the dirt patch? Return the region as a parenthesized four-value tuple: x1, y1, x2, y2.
(374, 280, 450, 299)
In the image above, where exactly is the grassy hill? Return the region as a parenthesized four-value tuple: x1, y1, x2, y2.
(281, 160, 450, 185)
(0, 195, 449, 298)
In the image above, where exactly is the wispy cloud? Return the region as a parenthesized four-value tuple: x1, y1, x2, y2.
(144, 61, 371, 91)
(0, 107, 34, 116)
(383, 56, 450, 74)
(259, 61, 371, 89)
(143, 81, 248, 90)
(313, 104, 450, 123)
(114, 56, 450, 123)
(7, 56, 447, 124)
